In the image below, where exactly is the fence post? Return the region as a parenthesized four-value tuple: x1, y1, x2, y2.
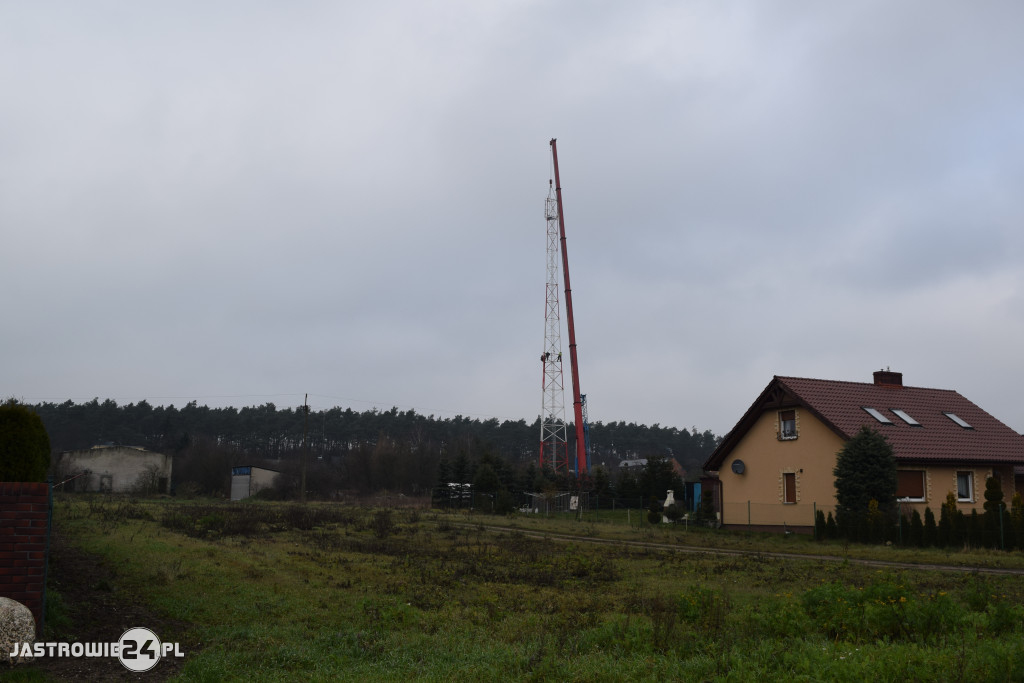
(897, 503, 902, 546)
(1000, 501, 1006, 551)
(813, 502, 817, 541)
(747, 500, 751, 532)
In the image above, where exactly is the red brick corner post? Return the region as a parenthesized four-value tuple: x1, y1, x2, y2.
(0, 482, 52, 635)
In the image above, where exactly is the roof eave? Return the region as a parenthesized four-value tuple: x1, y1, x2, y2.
(703, 376, 852, 472)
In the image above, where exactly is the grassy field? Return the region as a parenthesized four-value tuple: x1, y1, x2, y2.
(16, 497, 1024, 681)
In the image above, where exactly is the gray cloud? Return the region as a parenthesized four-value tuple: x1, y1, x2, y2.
(3, 1, 1024, 436)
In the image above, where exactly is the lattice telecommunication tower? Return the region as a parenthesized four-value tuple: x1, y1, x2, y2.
(539, 180, 570, 474)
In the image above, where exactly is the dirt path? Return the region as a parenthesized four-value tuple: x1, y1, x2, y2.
(16, 531, 196, 682)
(467, 523, 1024, 576)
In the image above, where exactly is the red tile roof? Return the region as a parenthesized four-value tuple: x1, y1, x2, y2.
(704, 374, 1024, 471)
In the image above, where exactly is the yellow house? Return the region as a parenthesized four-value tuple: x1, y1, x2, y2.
(703, 370, 1024, 533)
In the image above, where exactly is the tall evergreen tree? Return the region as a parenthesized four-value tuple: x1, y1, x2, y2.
(923, 507, 938, 547)
(833, 427, 897, 540)
(983, 476, 1006, 548)
(0, 403, 51, 482)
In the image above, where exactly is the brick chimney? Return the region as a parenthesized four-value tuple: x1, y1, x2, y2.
(873, 369, 903, 387)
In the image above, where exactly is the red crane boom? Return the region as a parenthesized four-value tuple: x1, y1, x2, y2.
(549, 138, 587, 476)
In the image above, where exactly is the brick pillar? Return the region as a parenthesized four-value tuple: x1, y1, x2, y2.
(0, 482, 52, 635)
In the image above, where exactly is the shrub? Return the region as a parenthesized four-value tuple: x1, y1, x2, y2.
(802, 580, 912, 641)
(647, 500, 664, 525)
(1011, 492, 1024, 550)
(908, 510, 923, 547)
(371, 509, 395, 538)
(903, 591, 965, 642)
(677, 585, 729, 636)
(825, 511, 838, 539)
(0, 402, 51, 482)
(922, 507, 937, 547)
(494, 489, 517, 515)
(982, 476, 1007, 548)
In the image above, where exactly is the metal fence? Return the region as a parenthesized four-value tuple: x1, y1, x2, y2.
(722, 501, 829, 530)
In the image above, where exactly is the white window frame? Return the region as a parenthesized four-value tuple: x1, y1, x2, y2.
(956, 471, 974, 503)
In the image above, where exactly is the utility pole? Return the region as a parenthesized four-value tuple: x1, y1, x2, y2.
(301, 394, 309, 503)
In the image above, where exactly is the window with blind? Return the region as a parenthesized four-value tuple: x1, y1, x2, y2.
(783, 472, 796, 504)
(896, 470, 925, 501)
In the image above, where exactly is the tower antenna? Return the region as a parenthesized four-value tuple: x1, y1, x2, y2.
(539, 178, 569, 474)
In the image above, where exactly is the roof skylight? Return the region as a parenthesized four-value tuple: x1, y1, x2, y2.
(891, 409, 921, 426)
(862, 407, 893, 424)
(944, 412, 973, 429)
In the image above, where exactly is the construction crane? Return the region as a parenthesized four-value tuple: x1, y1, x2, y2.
(538, 138, 588, 477)
(581, 393, 592, 473)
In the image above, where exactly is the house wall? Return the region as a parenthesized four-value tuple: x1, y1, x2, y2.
(229, 474, 251, 502)
(249, 468, 278, 495)
(896, 464, 1017, 516)
(717, 408, 844, 529)
(55, 447, 172, 494)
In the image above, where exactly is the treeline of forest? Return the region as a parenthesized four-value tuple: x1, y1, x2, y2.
(28, 399, 720, 497)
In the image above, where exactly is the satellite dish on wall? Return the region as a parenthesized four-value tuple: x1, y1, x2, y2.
(731, 459, 745, 474)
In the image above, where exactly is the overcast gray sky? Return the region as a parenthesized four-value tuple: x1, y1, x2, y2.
(4, 1, 1024, 437)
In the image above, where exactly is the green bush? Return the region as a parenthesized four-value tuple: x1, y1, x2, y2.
(0, 402, 51, 482)
(903, 591, 964, 642)
(908, 509, 923, 547)
(923, 507, 937, 547)
(825, 511, 838, 539)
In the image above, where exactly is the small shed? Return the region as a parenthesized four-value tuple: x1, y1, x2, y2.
(54, 445, 172, 494)
(230, 466, 279, 501)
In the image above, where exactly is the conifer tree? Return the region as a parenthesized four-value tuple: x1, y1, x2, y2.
(833, 427, 897, 540)
(982, 476, 1005, 548)
(0, 403, 51, 482)
(923, 506, 938, 547)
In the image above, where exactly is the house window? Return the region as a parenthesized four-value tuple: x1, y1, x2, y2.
(956, 471, 974, 502)
(891, 409, 921, 426)
(896, 470, 926, 501)
(783, 472, 796, 504)
(944, 413, 973, 429)
(862, 407, 893, 424)
(779, 410, 797, 440)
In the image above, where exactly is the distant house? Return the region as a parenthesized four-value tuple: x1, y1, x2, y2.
(54, 445, 172, 494)
(703, 370, 1024, 533)
(618, 457, 686, 479)
(230, 466, 279, 501)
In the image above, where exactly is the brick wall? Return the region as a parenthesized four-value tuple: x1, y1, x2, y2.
(0, 482, 51, 635)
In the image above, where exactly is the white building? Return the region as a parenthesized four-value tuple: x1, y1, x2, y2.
(55, 445, 172, 494)
(230, 466, 279, 501)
